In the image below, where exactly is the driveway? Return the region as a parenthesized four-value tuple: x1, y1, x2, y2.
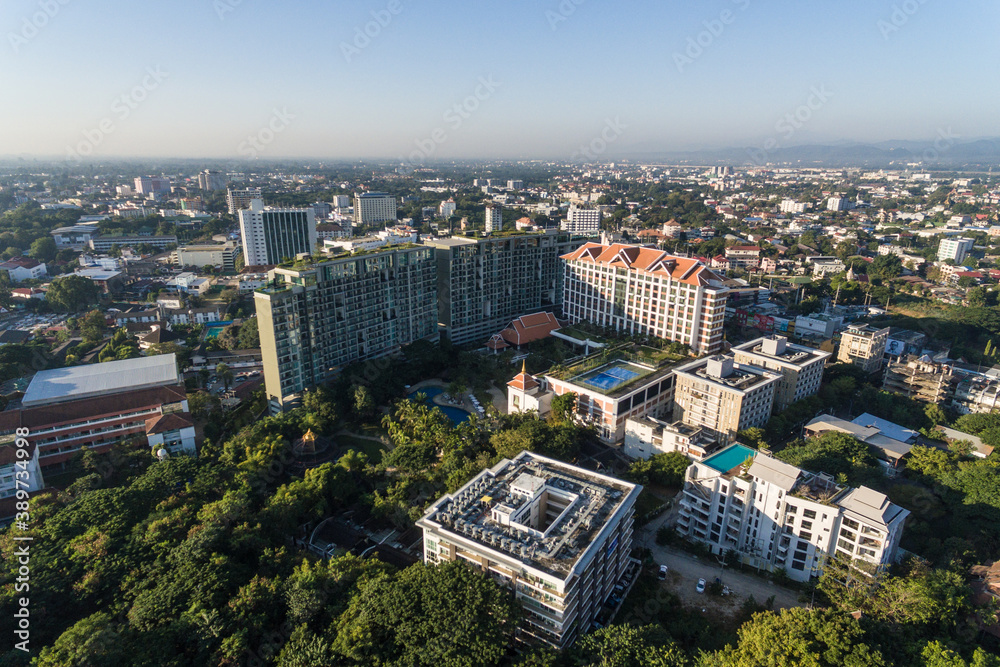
(635, 517, 803, 612)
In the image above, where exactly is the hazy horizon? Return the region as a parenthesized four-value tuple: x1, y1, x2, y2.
(2, 0, 997, 162)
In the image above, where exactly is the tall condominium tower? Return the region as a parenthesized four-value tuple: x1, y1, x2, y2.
(561, 243, 729, 354)
(255, 246, 438, 412)
(239, 199, 318, 266)
(227, 187, 263, 214)
(197, 170, 226, 192)
(424, 231, 584, 345)
(485, 203, 502, 234)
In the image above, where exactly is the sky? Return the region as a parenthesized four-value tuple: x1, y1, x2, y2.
(1, 0, 997, 161)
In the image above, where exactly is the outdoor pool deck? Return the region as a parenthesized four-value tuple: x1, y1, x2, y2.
(573, 361, 652, 392)
(701, 444, 757, 474)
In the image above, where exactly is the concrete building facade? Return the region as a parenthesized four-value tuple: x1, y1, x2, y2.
(239, 199, 318, 266)
(731, 336, 830, 410)
(418, 451, 641, 648)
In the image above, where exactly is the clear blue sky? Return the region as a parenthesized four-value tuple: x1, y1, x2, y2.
(1, 0, 996, 160)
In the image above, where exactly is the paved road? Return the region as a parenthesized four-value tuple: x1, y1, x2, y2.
(636, 514, 803, 611)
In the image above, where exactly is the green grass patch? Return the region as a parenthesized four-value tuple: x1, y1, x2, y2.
(338, 435, 387, 464)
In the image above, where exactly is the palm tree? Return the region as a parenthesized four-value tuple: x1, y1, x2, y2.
(216, 362, 234, 391)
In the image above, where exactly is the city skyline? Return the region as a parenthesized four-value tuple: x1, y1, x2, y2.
(2, 0, 998, 161)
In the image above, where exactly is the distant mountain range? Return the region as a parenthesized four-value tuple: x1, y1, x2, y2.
(622, 138, 1000, 170)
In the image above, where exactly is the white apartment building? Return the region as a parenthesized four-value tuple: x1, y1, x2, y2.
(677, 445, 908, 582)
(175, 242, 241, 271)
(354, 192, 397, 227)
(439, 199, 457, 218)
(485, 204, 503, 234)
(672, 356, 780, 443)
(560, 206, 602, 235)
(731, 336, 830, 410)
(418, 451, 641, 648)
(827, 197, 854, 212)
(239, 199, 318, 266)
(780, 200, 810, 214)
(838, 325, 890, 374)
(561, 243, 729, 354)
(938, 237, 974, 264)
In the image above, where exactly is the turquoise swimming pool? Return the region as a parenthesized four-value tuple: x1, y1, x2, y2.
(702, 444, 756, 474)
(407, 387, 472, 425)
(204, 321, 234, 339)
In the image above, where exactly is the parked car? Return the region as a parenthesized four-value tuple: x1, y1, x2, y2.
(658, 565, 668, 580)
(696, 578, 706, 594)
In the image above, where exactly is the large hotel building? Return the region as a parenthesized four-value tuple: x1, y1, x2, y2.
(561, 243, 729, 354)
(255, 245, 438, 412)
(418, 451, 641, 648)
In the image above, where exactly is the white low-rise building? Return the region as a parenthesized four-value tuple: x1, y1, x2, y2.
(677, 444, 909, 582)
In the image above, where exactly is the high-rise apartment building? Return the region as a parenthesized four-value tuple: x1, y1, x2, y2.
(418, 451, 641, 648)
(330, 195, 351, 209)
(677, 445, 908, 582)
(485, 204, 502, 234)
(354, 192, 397, 227)
(837, 325, 890, 374)
(507, 179, 524, 190)
(255, 246, 438, 412)
(227, 187, 263, 214)
(938, 237, 974, 264)
(560, 206, 602, 235)
(239, 199, 318, 266)
(424, 231, 581, 345)
(197, 169, 226, 192)
(134, 176, 171, 196)
(561, 243, 729, 354)
(672, 355, 781, 442)
(731, 336, 830, 410)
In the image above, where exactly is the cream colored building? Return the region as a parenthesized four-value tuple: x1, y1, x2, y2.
(561, 243, 729, 355)
(837, 325, 890, 373)
(623, 416, 718, 461)
(175, 241, 241, 271)
(732, 336, 830, 410)
(418, 451, 641, 648)
(672, 355, 780, 442)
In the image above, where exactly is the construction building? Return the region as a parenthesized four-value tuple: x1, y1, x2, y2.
(883, 355, 957, 404)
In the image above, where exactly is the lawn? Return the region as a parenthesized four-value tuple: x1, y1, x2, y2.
(338, 435, 387, 464)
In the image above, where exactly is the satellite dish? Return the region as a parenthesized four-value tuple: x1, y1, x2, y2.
(156, 448, 169, 461)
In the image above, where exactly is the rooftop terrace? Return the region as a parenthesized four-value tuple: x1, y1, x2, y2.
(546, 344, 687, 398)
(420, 452, 638, 578)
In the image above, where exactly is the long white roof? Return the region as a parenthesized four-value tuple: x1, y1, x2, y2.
(22, 354, 179, 407)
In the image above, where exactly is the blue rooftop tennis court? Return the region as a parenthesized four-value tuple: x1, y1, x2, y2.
(702, 444, 757, 474)
(580, 364, 642, 392)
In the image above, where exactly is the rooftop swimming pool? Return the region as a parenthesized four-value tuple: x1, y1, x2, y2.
(702, 444, 757, 474)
